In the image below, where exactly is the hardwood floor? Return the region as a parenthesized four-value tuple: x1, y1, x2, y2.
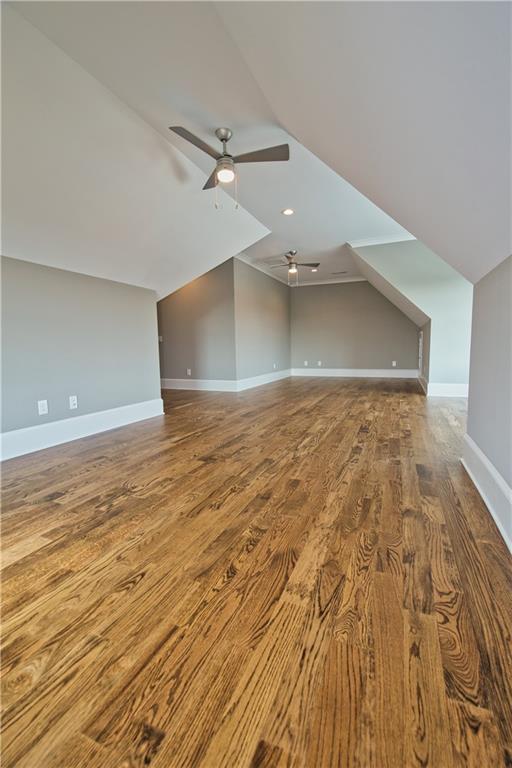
(1, 378, 511, 767)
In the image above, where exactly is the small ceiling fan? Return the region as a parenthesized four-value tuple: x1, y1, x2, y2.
(271, 250, 320, 275)
(169, 126, 290, 190)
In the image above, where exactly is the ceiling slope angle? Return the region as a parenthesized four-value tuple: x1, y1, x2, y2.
(13, 1, 414, 288)
(217, 1, 511, 283)
(349, 246, 429, 328)
(350, 239, 474, 388)
(3, 5, 269, 299)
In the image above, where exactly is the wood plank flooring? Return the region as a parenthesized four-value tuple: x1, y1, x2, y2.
(1, 378, 511, 767)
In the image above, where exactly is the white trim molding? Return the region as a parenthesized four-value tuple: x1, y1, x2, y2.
(293, 277, 367, 287)
(237, 369, 291, 391)
(348, 234, 416, 249)
(291, 368, 419, 379)
(461, 434, 512, 554)
(427, 382, 469, 397)
(161, 377, 238, 392)
(1, 398, 164, 461)
(161, 369, 291, 393)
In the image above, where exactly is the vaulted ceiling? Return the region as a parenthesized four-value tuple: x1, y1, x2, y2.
(5, 1, 411, 291)
(5, 1, 510, 294)
(219, 1, 510, 283)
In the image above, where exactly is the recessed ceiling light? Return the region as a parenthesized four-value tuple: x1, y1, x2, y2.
(282, 208, 294, 216)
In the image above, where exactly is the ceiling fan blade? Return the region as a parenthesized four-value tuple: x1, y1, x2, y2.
(270, 263, 288, 268)
(202, 169, 217, 190)
(169, 126, 221, 160)
(298, 262, 320, 268)
(233, 144, 290, 164)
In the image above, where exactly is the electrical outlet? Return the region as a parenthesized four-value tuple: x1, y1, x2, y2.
(392, 360, 397, 367)
(158, 335, 163, 343)
(273, 363, 277, 370)
(317, 361, 322, 367)
(186, 368, 192, 377)
(37, 399, 48, 416)
(69, 395, 78, 410)
(304, 360, 308, 367)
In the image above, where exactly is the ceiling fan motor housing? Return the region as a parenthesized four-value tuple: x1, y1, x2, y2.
(215, 127, 233, 143)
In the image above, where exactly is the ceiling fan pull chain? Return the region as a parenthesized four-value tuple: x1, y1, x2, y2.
(215, 181, 221, 210)
(234, 173, 239, 210)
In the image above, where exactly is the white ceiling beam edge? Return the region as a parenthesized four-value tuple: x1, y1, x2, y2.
(348, 234, 416, 249)
(296, 277, 367, 288)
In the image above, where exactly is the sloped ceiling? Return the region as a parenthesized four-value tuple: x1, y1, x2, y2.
(11, 1, 412, 289)
(349, 247, 429, 328)
(218, 1, 511, 284)
(351, 239, 473, 384)
(7, 2, 508, 293)
(2, 6, 269, 299)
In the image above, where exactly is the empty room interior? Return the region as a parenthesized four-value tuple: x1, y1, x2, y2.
(1, 2, 511, 767)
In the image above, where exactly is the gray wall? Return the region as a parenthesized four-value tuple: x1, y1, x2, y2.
(1, 256, 161, 432)
(234, 259, 290, 379)
(420, 320, 431, 383)
(157, 259, 236, 381)
(467, 256, 511, 485)
(291, 281, 419, 370)
(158, 265, 421, 383)
(355, 241, 473, 385)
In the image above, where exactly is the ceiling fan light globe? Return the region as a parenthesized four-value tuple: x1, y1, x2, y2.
(216, 167, 235, 184)
(288, 265, 298, 275)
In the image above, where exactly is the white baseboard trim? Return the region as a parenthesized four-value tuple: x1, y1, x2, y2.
(161, 369, 291, 393)
(418, 375, 428, 394)
(161, 377, 238, 392)
(236, 369, 291, 391)
(427, 382, 469, 397)
(1, 398, 164, 461)
(290, 367, 419, 379)
(461, 433, 512, 553)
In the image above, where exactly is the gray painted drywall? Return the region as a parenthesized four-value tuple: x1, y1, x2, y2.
(157, 259, 236, 381)
(355, 241, 473, 385)
(420, 320, 431, 383)
(290, 281, 419, 370)
(467, 256, 511, 485)
(234, 259, 290, 379)
(1, 256, 161, 432)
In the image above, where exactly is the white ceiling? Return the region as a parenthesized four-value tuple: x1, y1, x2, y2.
(3, 6, 269, 299)
(349, 247, 429, 328)
(218, 1, 511, 284)
(12, 1, 412, 289)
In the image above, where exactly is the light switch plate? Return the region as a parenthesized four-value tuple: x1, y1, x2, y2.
(37, 399, 48, 416)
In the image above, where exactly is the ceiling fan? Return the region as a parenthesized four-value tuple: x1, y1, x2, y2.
(169, 126, 290, 190)
(271, 250, 320, 275)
